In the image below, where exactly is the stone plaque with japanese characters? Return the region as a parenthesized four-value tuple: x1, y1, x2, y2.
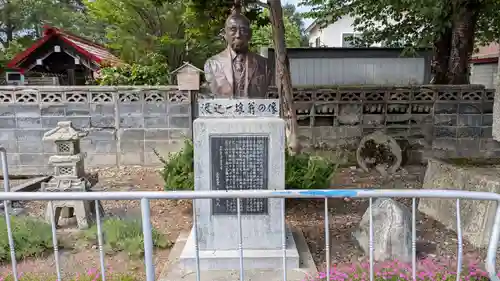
(198, 99, 279, 118)
(210, 135, 269, 215)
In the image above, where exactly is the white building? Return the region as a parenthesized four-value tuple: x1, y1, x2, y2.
(305, 16, 382, 48)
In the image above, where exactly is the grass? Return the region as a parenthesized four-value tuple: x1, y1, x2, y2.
(0, 215, 172, 264)
(1, 269, 137, 281)
(0, 216, 53, 262)
(79, 218, 173, 258)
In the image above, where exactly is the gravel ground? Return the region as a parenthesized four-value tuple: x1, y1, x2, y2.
(1, 165, 498, 278)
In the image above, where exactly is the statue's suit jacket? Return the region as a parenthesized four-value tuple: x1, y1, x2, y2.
(204, 47, 273, 98)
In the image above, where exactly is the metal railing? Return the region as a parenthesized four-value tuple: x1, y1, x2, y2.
(2, 149, 500, 281)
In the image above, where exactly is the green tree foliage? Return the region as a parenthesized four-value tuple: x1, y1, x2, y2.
(251, 7, 303, 52)
(300, 0, 500, 84)
(282, 3, 310, 47)
(97, 53, 171, 86)
(0, 0, 104, 63)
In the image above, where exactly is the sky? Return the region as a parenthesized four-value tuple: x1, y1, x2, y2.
(281, 0, 314, 29)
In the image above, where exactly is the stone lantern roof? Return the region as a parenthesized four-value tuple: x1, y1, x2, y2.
(43, 121, 87, 141)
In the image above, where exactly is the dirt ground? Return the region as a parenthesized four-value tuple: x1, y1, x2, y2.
(0, 165, 496, 278)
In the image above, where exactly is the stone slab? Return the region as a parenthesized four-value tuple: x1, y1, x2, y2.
(159, 227, 316, 281)
(180, 224, 300, 270)
(198, 99, 279, 118)
(193, 117, 286, 250)
(418, 158, 500, 247)
(9, 175, 51, 192)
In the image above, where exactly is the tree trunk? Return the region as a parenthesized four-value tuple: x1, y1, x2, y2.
(448, 0, 479, 84)
(267, 0, 301, 154)
(431, 27, 452, 84)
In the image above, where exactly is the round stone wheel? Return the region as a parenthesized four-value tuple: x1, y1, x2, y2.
(356, 131, 402, 176)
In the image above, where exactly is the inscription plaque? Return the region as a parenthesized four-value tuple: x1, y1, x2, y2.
(210, 135, 269, 215)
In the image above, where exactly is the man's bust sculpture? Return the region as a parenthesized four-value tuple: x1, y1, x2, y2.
(204, 11, 272, 98)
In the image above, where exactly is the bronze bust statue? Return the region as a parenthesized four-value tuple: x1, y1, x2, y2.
(204, 11, 272, 98)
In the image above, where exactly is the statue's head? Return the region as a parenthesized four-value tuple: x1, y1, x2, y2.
(224, 12, 252, 53)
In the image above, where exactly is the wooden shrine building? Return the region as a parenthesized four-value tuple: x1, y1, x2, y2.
(5, 25, 122, 85)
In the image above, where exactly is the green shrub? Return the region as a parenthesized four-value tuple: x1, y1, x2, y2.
(97, 53, 171, 86)
(0, 216, 53, 262)
(160, 139, 337, 191)
(157, 139, 194, 191)
(285, 149, 337, 189)
(80, 218, 172, 258)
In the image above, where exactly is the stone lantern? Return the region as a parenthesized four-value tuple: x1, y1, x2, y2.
(42, 121, 103, 229)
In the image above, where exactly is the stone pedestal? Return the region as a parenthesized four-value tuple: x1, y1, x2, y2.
(179, 100, 300, 271)
(180, 225, 299, 270)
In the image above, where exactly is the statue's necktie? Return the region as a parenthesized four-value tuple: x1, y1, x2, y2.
(233, 54, 246, 98)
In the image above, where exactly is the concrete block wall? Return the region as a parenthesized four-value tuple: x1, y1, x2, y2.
(0, 86, 191, 175)
(262, 85, 498, 159)
(1, 84, 498, 175)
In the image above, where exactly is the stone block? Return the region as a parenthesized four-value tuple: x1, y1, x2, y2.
(119, 103, 143, 116)
(90, 115, 115, 128)
(144, 103, 167, 115)
(6, 153, 20, 166)
(434, 114, 456, 126)
(40, 104, 65, 116)
(120, 141, 144, 153)
(173, 128, 191, 140)
(87, 129, 116, 141)
(119, 116, 144, 128)
(434, 127, 456, 138)
(0, 130, 16, 142)
(14, 104, 40, 117)
(434, 103, 457, 114)
(483, 114, 493, 126)
(144, 129, 170, 141)
(0, 140, 17, 152)
(458, 103, 482, 114)
(0, 105, 15, 116)
(480, 138, 500, 151)
(90, 104, 115, 116)
(432, 138, 457, 150)
(41, 117, 66, 129)
(91, 140, 117, 153)
(17, 141, 43, 153)
(144, 116, 169, 128)
(65, 103, 90, 116)
(0, 117, 16, 128)
(457, 114, 482, 127)
(144, 152, 163, 166)
(419, 158, 499, 247)
(7, 166, 49, 176)
(168, 103, 190, 115)
(120, 152, 144, 165)
(118, 129, 144, 141)
(19, 154, 46, 165)
(144, 140, 184, 156)
(85, 154, 117, 167)
(15, 129, 43, 142)
(169, 116, 190, 129)
(457, 127, 481, 138)
(16, 117, 41, 129)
